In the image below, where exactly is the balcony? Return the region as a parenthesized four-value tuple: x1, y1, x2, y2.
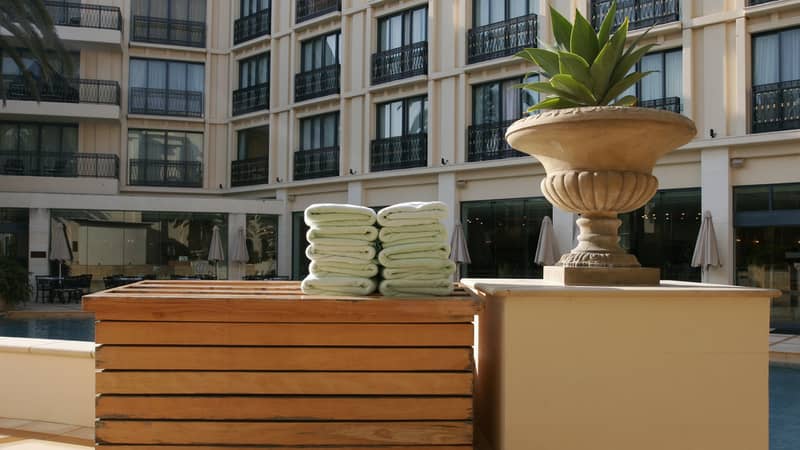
(467, 14, 537, 64)
(294, 146, 339, 180)
(639, 96, 681, 113)
(0, 152, 118, 178)
(295, 65, 340, 102)
(467, 120, 526, 162)
(748, 0, 778, 5)
(128, 159, 203, 188)
(752, 79, 800, 133)
(130, 16, 206, 48)
(45, 1, 121, 30)
(231, 157, 269, 187)
(590, 0, 679, 32)
(233, 82, 269, 116)
(370, 133, 427, 172)
(372, 42, 428, 85)
(234, 9, 271, 44)
(296, 0, 340, 24)
(129, 87, 204, 118)
(0, 76, 121, 119)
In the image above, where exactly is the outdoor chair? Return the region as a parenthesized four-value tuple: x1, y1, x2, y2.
(35, 276, 57, 302)
(55, 276, 84, 303)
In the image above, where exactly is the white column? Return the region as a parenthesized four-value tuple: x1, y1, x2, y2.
(701, 147, 733, 284)
(227, 213, 246, 280)
(551, 207, 575, 258)
(347, 181, 364, 205)
(28, 208, 50, 277)
(276, 189, 292, 278)
(438, 172, 458, 236)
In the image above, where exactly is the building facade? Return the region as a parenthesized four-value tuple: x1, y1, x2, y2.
(0, 0, 799, 331)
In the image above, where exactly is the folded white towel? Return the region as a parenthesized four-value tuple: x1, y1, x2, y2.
(307, 226, 378, 242)
(305, 203, 377, 227)
(381, 260, 456, 280)
(379, 279, 454, 297)
(310, 260, 379, 278)
(306, 237, 377, 247)
(377, 201, 448, 227)
(302, 275, 377, 296)
(306, 244, 376, 261)
(377, 242, 450, 267)
(378, 223, 447, 247)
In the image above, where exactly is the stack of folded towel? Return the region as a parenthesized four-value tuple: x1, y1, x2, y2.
(376, 201, 456, 297)
(301, 204, 379, 296)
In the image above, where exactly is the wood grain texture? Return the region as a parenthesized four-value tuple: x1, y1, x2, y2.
(95, 321, 474, 346)
(96, 371, 474, 395)
(96, 396, 473, 420)
(96, 346, 473, 371)
(95, 421, 473, 446)
(97, 446, 473, 450)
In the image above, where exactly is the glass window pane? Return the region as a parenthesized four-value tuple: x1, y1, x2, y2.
(735, 185, 771, 212)
(145, 130, 166, 160)
(510, 0, 528, 18)
(753, 34, 780, 86)
(502, 79, 519, 121)
(188, 0, 206, 21)
(168, 62, 187, 91)
(325, 34, 338, 65)
(171, 0, 189, 19)
(301, 119, 311, 150)
(640, 53, 663, 100)
(151, 0, 168, 18)
(407, 98, 425, 134)
(41, 126, 61, 153)
(62, 127, 78, 153)
(780, 28, 800, 82)
(0, 124, 18, 151)
(311, 117, 322, 148)
(166, 132, 185, 161)
(664, 50, 682, 99)
(521, 74, 539, 112)
(19, 125, 38, 152)
(302, 41, 313, 71)
(128, 130, 143, 159)
(129, 59, 147, 88)
(322, 114, 337, 147)
(490, 0, 505, 24)
(148, 61, 167, 89)
(772, 184, 800, 210)
(187, 132, 203, 162)
(313, 40, 323, 69)
(475, 0, 490, 26)
(187, 64, 204, 92)
(258, 54, 269, 83)
(475, 82, 500, 124)
(411, 8, 427, 43)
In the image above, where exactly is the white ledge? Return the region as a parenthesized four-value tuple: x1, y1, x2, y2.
(0, 337, 95, 359)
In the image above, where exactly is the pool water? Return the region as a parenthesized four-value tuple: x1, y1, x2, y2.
(0, 318, 94, 341)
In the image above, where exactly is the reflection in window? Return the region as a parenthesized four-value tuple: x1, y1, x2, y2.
(292, 211, 310, 280)
(239, 52, 269, 89)
(461, 197, 552, 278)
(301, 32, 340, 72)
(473, 75, 539, 125)
(245, 214, 278, 276)
(377, 96, 428, 138)
(299, 112, 339, 150)
(378, 6, 427, 51)
(474, 0, 538, 27)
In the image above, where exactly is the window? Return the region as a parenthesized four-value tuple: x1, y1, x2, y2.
(128, 129, 204, 187)
(0, 49, 79, 78)
(239, 53, 269, 89)
(301, 32, 340, 72)
(129, 59, 205, 117)
(131, 0, 206, 22)
(619, 49, 682, 111)
(751, 27, 800, 132)
(299, 112, 339, 150)
(241, 0, 269, 17)
(473, 0, 538, 27)
(237, 126, 268, 160)
(473, 75, 539, 125)
(131, 0, 206, 47)
(378, 7, 427, 51)
(0, 123, 78, 155)
(244, 214, 278, 275)
(377, 96, 427, 138)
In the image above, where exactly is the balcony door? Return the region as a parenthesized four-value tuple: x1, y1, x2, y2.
(618, 49, 682, 112)
(241, 0, 269, 17)
(129, 59, 205, 117)
(473, 0, 538, 27)
(239, 53, 269, 89)
(378, 7, 427, 52)
(0, 122, 77, 176)
(469, 76, 537, 161)
(752, 27, 800, 132)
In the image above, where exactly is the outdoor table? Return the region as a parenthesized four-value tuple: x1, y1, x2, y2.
(83, 280, 479, 448)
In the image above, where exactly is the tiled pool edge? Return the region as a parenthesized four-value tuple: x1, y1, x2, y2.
(0, 418, 93, 447)
(770, 334, 800, 365)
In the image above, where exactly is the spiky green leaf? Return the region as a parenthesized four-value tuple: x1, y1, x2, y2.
(589, 17, 629, 100)
(514, 81, 561, 96)
(613, 95, 637, 106)
(610, 43, 657, 87)
(515, 48, 559, 77)
(601, 71, 655, 104)
(550, 5, 573, 49)
(550, 74, 597, 104)
(558, 51, 592, 87)
(570, 9, 600, 64)
(597, 0, 618, 47)
(527, 96, 579, 111)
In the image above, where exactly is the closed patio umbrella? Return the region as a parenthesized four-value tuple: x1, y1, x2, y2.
(450, 223, 471, 280)
(49, 222, 71, 278)
(208, 225, 225, 279)
(534, 216, 559, 266)
(691, 211, 721, 277)
(231, 227, 249, 264)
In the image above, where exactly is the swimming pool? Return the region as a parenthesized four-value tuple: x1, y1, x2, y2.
(0, 317, 94, 341)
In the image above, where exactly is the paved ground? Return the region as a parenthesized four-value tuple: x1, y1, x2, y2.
(771, 334, 800, 363)
(0, 419, 92, 449)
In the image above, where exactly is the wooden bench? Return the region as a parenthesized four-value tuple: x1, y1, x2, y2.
(83, 280, 479, 449)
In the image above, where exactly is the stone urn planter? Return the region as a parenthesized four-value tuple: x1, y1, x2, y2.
(505, 106, 697, 285)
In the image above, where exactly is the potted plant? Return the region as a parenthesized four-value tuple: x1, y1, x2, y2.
(506, 1, 696, 284)
(0, 258, 31, 311)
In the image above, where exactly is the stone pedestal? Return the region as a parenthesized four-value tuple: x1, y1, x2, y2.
(462, 279, 778, 450)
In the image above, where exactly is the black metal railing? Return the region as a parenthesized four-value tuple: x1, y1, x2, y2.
(371, 133, 428, 172)
(1, 75, 120, 105)
(295, 64, 340, 102)
(129, 159, 203, 187)
(748, 0, 778, 5)
(231, 157, 269, 187)
(0, 151, 119, 178)
(590, 0, 679, 31)
(131, 15, 206, 48)
(467, 120, 527, 162)
(294, 146, 339, 180)
(45, 0, 122, 30)
(234, 8, 271, 44)
(296, 0, 341, 23)
(752, 79, 800, 133)
(129, 87, 204, 117)
(372, 42, 428, 85)
(233, 82, 269, 116)
(639, 96, 681, 113)
(467, 13, 537, 64)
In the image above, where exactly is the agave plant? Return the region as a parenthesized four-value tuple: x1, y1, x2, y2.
(516, 0, 655, 111)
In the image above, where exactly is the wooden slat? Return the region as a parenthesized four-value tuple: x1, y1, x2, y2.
(95, 421, 472, 446)
(96, 396, 472, 420)
(84, 297, 479, 323)
(96, 346, 473, 371)
(95, 321, 474, 346)
(98, 446, 473, 450)
(96, 371, 473, 395)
